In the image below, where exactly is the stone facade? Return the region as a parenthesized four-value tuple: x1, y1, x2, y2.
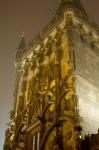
(4, 0, 99, 150)
(80, 129, 99, 150)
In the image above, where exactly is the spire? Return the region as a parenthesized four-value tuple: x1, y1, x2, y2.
(58, 0, 87, 17)
(17, 33, 26, 50)
(16, 33, 26, 61)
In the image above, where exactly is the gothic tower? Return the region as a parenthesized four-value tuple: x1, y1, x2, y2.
(4, 0, 99, 150)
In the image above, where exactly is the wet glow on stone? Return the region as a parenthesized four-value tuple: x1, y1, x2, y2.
(76, 76, 99, 134)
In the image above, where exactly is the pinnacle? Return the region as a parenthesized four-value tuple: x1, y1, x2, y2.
(17, 35, 26, 50)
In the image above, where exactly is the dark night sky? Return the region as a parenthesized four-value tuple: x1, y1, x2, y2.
(0, 0, 99, 149)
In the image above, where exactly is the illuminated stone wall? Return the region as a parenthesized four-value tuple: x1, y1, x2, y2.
(4, 3, 99, 149)
(73, 19, 99, 134)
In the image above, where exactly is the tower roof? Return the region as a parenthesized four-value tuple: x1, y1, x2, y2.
(58, 0, 88, 17)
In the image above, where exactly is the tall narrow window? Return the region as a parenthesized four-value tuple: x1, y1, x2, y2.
(37, 132, 40, 150)
(32, 132, 40, 150)
(32, 135, 35, 150)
